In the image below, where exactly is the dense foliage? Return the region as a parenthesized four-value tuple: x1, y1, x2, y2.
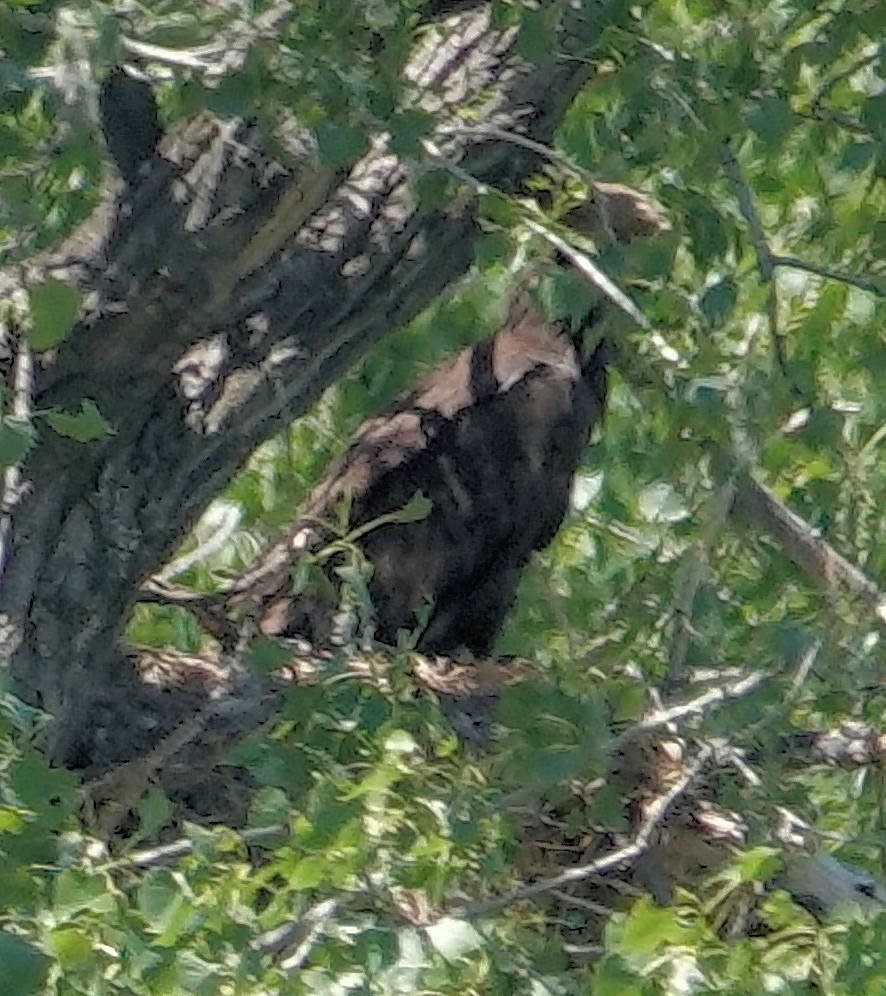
(1, 0, 885, 992)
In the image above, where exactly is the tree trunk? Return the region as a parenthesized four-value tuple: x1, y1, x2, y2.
(0, 2, 625, 770)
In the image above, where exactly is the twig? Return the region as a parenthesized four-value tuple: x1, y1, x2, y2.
(521, 217, 684, 368)
(811, 45, 883, 119)
(616, 672, 765, 747)
(550, 890, 617, 918)
(720, 145, 773, 282)
(720, 145, 791, 376)
(801, 107, 868, 135)
(454, 746, 711, 915)
(770, 254, 885, 298)
(137, 578, 235, 644)
(116, 824, 284, 870)
(153, 503, 242, 581)
(440, 123, 595, 180)
(119, 2, 292, 78)
(120, 37, 221, 72)
(666, 480, 736, 685)
(712, 638, 820, 761)
(521, 217, 651, 330)
(420, 139, 682, 362)
(277, 899, 341, 972)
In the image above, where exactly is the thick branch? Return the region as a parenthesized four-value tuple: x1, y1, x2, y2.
(731, 469, 886, 626)
(0, 2, 622, 767)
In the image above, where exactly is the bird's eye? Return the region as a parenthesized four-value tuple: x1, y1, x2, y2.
(854, 881, 876, 898)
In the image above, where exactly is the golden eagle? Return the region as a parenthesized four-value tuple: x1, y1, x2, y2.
(227, 185, 666, 656)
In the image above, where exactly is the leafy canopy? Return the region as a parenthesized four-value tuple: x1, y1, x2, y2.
(2, 0, 886, 993)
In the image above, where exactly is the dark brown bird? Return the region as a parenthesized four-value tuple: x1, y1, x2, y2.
(227, 184, 667, 656)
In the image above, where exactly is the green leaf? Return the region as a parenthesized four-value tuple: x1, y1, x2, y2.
(415, 169, 454, 210)
(747, 95, 795, 147)
(0, 932, 50, 996)
(53, 868, 116, 919)
(384, 729, 418, 754)
(588, 783, 630, 831)
(287, 856, 327, 888)
(136, 787, 174, 840)
(0, 806, 25, 832)
(680, 191, 730, 263)
(315, 121, 368, 167)
(473, 231, 513, 270)
(617, 897, 696, 955)
(735, 846, 782, 883)
(516, 8, 557, 65)
(388, 109, 433, 157)
(49, 927, 94, 969)
(137, 870, 189, 941)
(390, 490, 433, 524)
(479, 190, 524, 228)
(245, 636, 293, 675)
(9, 750, 79, 827)
(0, 417, 35, 468)
(861, 93, 886, 136)
(26, 279, 79, 350)
(700, 277, 737, 325)
(590, 955, 648, 996)
(43, 400, 114, 442)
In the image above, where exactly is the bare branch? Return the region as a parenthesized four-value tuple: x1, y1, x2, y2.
(442, 123, 582, 169)
(811, 44, 883, 119)
(731, 469, 886, 627)
(83, 699, 225, 839)
(617, 673, 764, 746)
(119, 37, 220, 72)
(521, 217, 651, 329)
(720, 144, 791, 375)
(116, 824, 284, 870)
(720, 144, 773, 282)
(276, 899, 342, 973)
(455, 746, 711, 916)
(771, 254, 886, 298)
(802, 107, 868, 135)
(742, 639, 821, 743)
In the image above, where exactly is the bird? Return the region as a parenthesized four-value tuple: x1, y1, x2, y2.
(225, 184, 668, 656)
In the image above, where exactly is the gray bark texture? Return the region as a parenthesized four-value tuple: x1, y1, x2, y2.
(0, 2, 624, 771)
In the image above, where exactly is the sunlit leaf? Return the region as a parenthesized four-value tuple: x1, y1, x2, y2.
(43, 400, 114, 442)
(26, 279, 79, 350)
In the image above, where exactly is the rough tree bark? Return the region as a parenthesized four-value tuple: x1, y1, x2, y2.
(0, 2, 628, 771)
